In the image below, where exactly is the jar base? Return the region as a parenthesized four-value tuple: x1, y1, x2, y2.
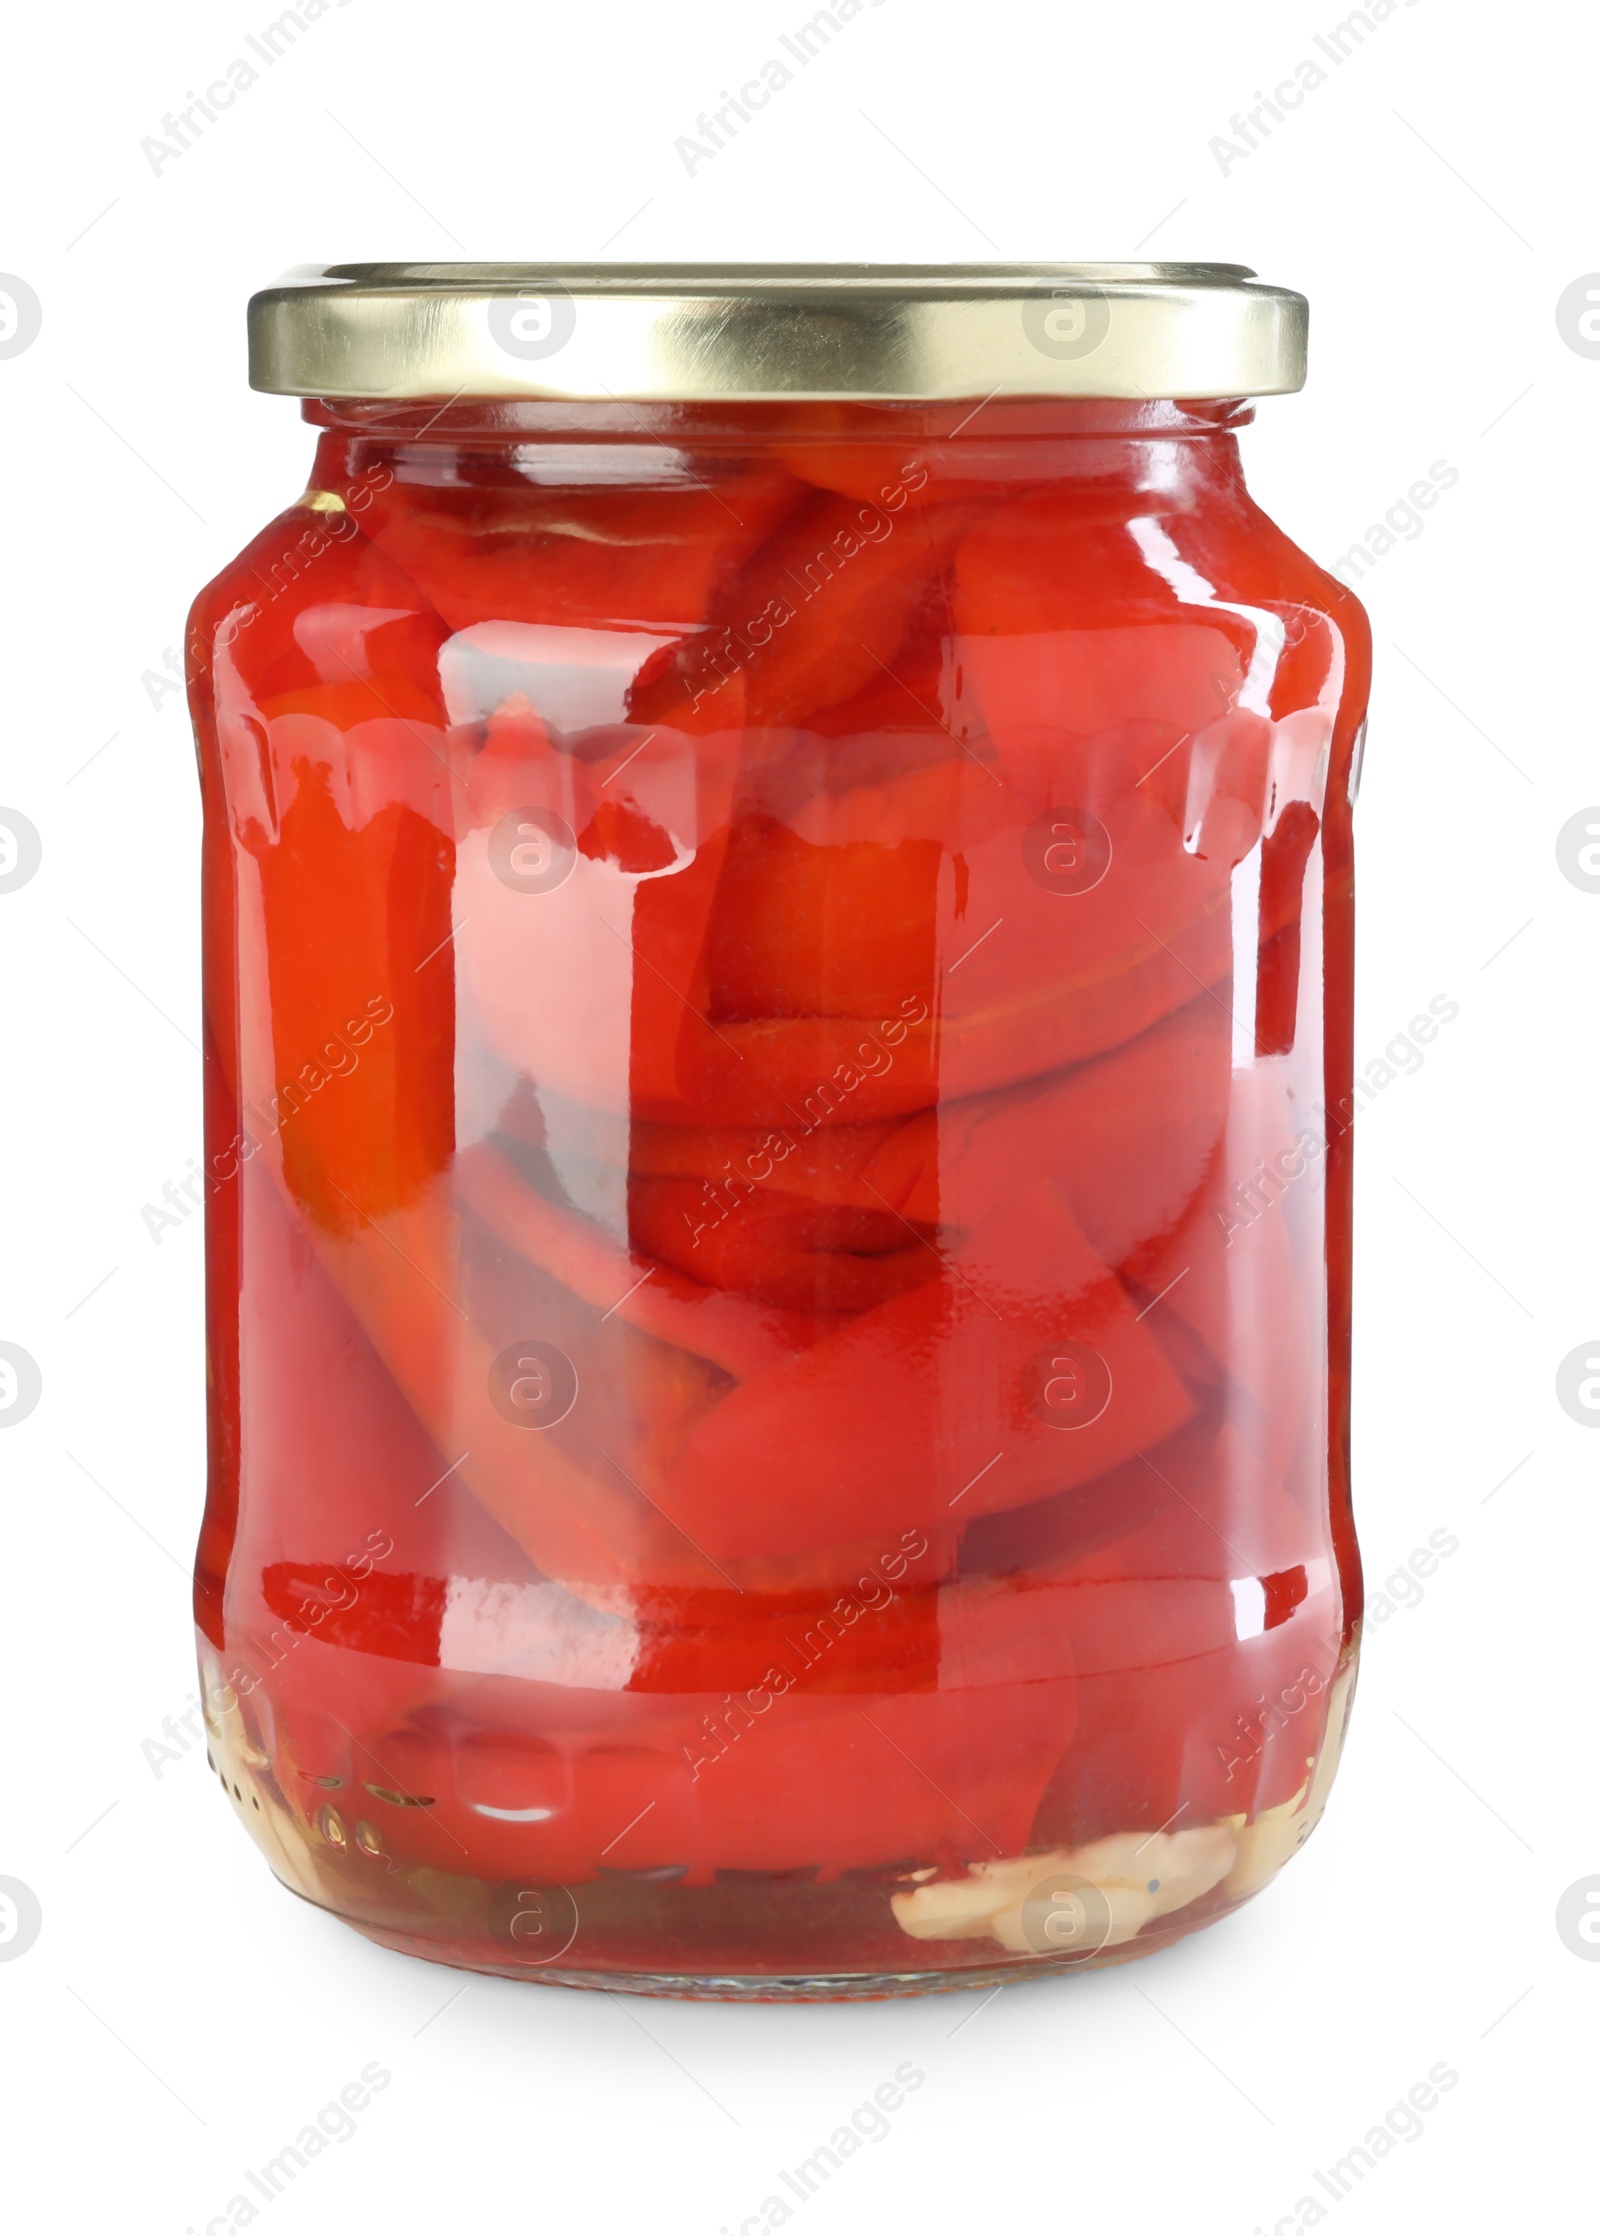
(279, 1871, 1203, 2000)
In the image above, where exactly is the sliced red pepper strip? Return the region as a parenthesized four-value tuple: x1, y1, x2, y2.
(212, 511, 461, 1238)
(987, 1463, 1344, 1838)
(461, 693, 1249, 1126)
(194, 497, 449, 713)
(681, 716, 1244, 1122)
(659, 1183, 1195, 1561)
(299, 1176, 733, 1600)
(1123, 1072, 1315, 1491)
(1029, 1611, 1340, 1845)
(863, 997, 1231, 1264)
(625, 1170, 936, 1315)
(628, 492, 989, 736)
(358, 466, 806, 634)
(706, 809, 946, 1023)
(250, 1621, 1075, 1882)
(698, 744, 997, 1046)
(675, 910, 1228, 1125)
(611, 993, 1229, 1288)
(455, 1139, 837, 1375)
(951, 484, 1254, 700)
(954, 1403, 1214, 1579)
(274, 1156, 954, 1608)
(770, 440, 1033, 513)
(235, 722, 457, 1232)
(777, 597, 959, 749)
(769, 440, 940, 507)
(219, 1152, 593, 1690)
(258, 1557, 953, 1696)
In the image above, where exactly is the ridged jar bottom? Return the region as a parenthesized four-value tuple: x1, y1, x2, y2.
(272, 1865, 1243, 2000)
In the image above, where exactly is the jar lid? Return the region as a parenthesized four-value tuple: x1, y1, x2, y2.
(247, 262, 1307, 404)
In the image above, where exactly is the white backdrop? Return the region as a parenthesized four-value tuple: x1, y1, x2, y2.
(0, 2, 1591, 2230)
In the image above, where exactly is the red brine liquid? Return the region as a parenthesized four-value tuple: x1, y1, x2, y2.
(188, 395, 1368, 1992)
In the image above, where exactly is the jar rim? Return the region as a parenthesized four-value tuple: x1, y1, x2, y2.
(248, 261, 1308, 405)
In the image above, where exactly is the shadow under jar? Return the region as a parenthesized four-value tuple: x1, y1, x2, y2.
(187, 263, 1369, 1997)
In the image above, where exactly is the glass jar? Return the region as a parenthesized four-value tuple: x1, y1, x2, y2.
(188, 264, 1369, 1996)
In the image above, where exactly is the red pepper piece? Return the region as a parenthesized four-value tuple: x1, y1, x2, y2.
(953, 479, 1257, 624)
(1029, 1616, 1339, 1846)
(241, 764, 456, 1231)
(783, 596, 957, 746)
(264, 839, 450, 1224)
(459, 686, 1246, 1130)
(658, 1183, 1195, 1561)
(951, 488, 1285, 876)
(289, 1159, 958, 1607)
(625, 1171, 936, 1314)
(707, 810, 944, 1023)
(749, 692, 1241, 1104)
(1004, 1466, 1345, 1840)
(205, 522, 460, 1236)
(618, 994, 1229, 1295)
(866, 997, 1232, 1267)
(296, 1176, 737, 1602)
(221, 1150, 555, 1679)
(701, 743, 1002, 1029)
(1123, 1076, 1315, 1492)
(259, 1559, 952, 1697)
(253, 1623, 1075, 1883)
(359, 467, 805, 633)
(628, 492, 987, 736)
(626, 1558, 944, 1695)
(768, 435, 939, 507)
(190, 498, 448, 718)
(953, 1403, 1212, 1579)
(455, 1140, 838, 1376)
(262, 1564, 450, 1662)
(768, 419, 1184, 526)
(616, 797, 1238, 1129)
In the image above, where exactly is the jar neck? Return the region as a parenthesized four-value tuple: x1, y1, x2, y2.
(302, 393, 1255, 503)
(302, 394, 1255, 440)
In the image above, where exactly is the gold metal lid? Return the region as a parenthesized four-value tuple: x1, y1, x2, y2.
(247, 263, 1307, 404)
